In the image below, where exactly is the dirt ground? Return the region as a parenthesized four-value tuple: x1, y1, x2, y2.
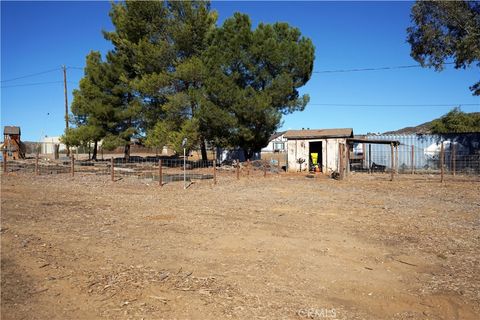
(1, 172, 479, 320)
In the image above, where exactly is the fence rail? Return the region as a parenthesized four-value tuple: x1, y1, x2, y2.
(351, 144, 480, 176)
(0, 154, 285, 188)
(1, 146, 479, 186)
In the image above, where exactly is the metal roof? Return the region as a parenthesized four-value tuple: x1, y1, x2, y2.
(284, 128, 353, 139)
(347, 138, 400, 146)
(4, 126, 20, 135)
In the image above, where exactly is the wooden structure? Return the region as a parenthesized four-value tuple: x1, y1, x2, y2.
(2, 126, 25, 160)
(284, 128, 354, 173)
(346, 137, 401, 179)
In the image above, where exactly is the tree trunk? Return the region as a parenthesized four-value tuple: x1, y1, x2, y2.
(124, 143, 130, 161)
(243, 148, 255, 161)
(54, 144, 60, 160)
(92, 141, 98, 161)
(200, 139, 208, 161)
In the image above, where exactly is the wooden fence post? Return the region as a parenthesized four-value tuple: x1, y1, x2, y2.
(159, 159, 163, 187)
(440, 142, 445, 183)
(35, 153, 39, 175)
(111, 157, 115, 182)
(3, 150, 7, 173)
(263, 160, 267, 178)
(452, 143, 456, 176)
(395, 144, 399, 174)
(247, 159, 250, 176)
(213, 160, 217, 185)
(337, 143, 346, 180)
(368, 144, 372, 174)
(236, 159, 240, 180)
(362, 142, 366, 171)
(411, 145, 415, 175)
(325, 140, 328, 175)
(345, 143, 350, 177)
(390, 143, 394, 181)
(71, 155, 75, 177)
(338, 143, 342, 179)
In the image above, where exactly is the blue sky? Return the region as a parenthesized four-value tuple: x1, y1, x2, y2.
(1, 1, 479, 141)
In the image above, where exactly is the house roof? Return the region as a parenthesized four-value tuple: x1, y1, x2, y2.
(269, 131, 286, 141)
(4, 126, 20, 135)
(284, 128, 353, 139)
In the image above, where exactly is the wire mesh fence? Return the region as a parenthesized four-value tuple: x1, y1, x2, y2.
(349, 142, 480, 179)
(1, 141, 478, 185)
(110, 157, 214, 185)
(0, 153, 286, 188)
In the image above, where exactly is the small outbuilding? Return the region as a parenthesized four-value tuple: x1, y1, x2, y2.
(284, 128, 353, 173)
(2, 126, 25, 160)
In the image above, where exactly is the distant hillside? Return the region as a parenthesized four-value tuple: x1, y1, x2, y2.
(383, 121, 432, 135)
(384, 112, 480, 134)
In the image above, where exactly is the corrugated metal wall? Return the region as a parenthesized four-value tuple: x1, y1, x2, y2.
(357, 133, 480, 171)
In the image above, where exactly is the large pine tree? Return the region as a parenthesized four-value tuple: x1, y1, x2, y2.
(67, 1, 315, 161)
(204, 13, 315, 158)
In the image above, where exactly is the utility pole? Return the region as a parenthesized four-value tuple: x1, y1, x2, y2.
(62, 65, 70, 156)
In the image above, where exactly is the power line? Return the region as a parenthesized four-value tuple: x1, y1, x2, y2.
(0, 66, 83, 84)
(68, 62, 459, 73)
(1, 81, 63, 88)
(0, 62, 458, 85)
(68, 63, 459, 73)
(0, 67, 62, 83)
(0, 81, 77, 88)
(308, 103, 479, 107)
(313, 62, 456, 74)
(2, 61, 457, 82)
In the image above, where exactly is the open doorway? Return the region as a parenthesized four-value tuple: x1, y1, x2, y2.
(309, 141, 323, 172)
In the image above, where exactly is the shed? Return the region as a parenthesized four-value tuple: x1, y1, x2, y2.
(2, 126, 25, 160)
(284, 128, 353, 173)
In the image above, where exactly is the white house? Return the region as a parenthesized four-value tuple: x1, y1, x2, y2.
(40, 136, 66, 154)
(261, 131, 287, 153)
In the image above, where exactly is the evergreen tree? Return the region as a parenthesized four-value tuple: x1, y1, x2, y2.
(204, 13, 314, 158)
(63, 52, 118, 160)
(143, 1, 217, 159)
(103, 0, 169, 159)
(407, 1, 480, 95)
(69, 2, 315, 161)
(430, 107, 480, 133)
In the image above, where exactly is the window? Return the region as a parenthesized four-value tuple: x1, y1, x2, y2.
(273, 142, 285, 152)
